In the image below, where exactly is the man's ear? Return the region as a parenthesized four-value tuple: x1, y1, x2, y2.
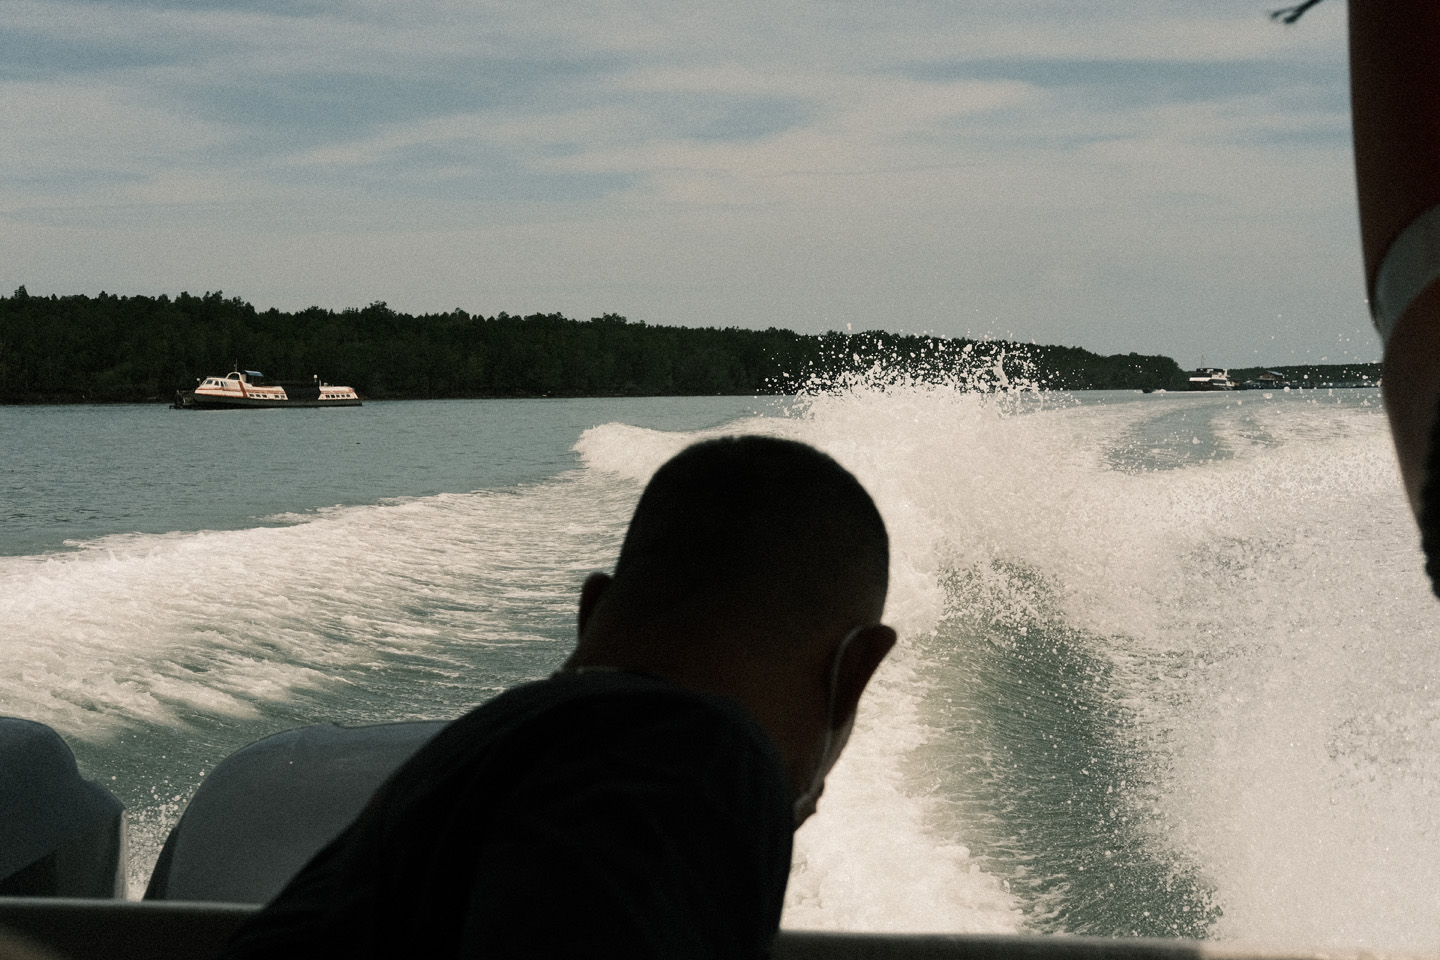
(578, 572, 612, 636)
(832, 624, 896, 729)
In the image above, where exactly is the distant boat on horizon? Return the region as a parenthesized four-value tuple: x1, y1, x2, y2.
(1186, 368, 1235, 391)
(173, 369, 361, 409)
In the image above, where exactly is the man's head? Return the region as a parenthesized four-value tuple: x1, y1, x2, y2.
(568, 435, 896, 824)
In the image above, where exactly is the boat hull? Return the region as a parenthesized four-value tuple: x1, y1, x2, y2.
(176, 393, 361, 409)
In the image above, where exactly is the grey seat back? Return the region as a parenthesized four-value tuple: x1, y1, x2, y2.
(0, 718, 125, 898)
(144, 720, 444, 903)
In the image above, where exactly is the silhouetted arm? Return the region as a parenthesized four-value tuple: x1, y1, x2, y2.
(1351, 1, 1440, 524)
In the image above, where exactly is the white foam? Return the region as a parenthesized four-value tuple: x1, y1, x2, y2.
(1136, 403, 1440, 952)
(756, 383, 1440, 950)
(784, 643, 1022, 933)
(0, 475, 633, 740)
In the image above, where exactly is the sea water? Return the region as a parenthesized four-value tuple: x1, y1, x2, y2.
(2, 385, 1438, 952)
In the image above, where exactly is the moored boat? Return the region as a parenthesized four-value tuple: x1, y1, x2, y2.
(1236, 369, 1291, 390)
(1186, 367, 1235, 391)
(174, 370, 361, 409)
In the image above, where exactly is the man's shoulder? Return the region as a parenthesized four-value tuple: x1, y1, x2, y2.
(463, 669, 759, 733)
(385, 670, 788, 812)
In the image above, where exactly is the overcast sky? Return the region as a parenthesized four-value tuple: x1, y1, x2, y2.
(2, 0, 1364, 367)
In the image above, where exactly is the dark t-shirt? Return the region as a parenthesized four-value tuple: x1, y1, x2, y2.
(219, 670, 794, 959)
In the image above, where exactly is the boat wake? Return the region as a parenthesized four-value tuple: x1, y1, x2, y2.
(6, 378, 1440, 951)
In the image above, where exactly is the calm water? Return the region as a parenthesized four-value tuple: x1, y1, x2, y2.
(0, 397, 774, 557)
(4, 385, 1439, 952)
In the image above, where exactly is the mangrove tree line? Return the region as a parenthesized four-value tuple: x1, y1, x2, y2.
(0, 288, 1191, 402)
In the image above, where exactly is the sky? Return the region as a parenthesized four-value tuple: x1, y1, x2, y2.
(2, 0, 1366, 368)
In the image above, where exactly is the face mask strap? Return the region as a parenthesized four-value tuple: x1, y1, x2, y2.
(792, 626, 864, 826)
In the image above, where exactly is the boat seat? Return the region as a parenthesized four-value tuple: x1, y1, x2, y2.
(144, 721, 445, 904)
(0, 718, 125, 899)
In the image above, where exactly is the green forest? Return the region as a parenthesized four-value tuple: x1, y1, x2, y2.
(0, 288, 1371, 403)
(1226, 364, 1380, 387)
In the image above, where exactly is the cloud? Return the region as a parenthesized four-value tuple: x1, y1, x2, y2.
(0, 0, 1366, 364)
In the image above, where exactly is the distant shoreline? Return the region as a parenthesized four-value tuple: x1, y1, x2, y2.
(0, 381, 1386, 407)
(0, 288, 1380, 404)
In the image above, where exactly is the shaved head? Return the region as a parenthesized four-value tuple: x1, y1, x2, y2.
(606, 436, 889, 649)
(570, 434, 896, 817)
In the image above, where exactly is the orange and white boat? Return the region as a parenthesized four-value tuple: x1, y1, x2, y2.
(175, 370, 361, 409)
